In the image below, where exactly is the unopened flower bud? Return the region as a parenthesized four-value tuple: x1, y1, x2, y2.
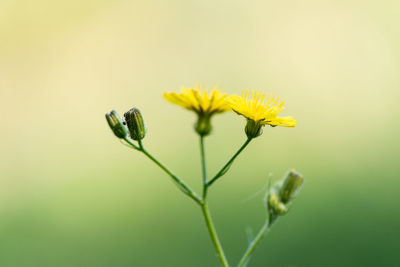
(268, 193, 287, 215)
(245, 119, 263, 139)
(195, 115, 212, 136)
(124, 108, 146, 141)
(105, 110, 128, 139)
(280, 169, 304, 204)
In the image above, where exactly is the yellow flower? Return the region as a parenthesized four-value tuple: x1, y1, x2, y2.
(163, 85, 230, 136)
(163, 85, 230, 116)
(229, 90, 296, 138)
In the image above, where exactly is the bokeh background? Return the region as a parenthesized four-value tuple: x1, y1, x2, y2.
(1, 0, 399, 266)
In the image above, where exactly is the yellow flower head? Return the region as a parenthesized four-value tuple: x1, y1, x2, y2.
(163, 85, 230, 136)
(229, 90, 296, 127)
(229, 90, 296, 138)
(163, 85, 230, 116)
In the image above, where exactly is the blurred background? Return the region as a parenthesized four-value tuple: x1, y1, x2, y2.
(1, 0, 399, 266)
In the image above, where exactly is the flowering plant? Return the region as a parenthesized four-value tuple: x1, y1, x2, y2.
(105, 85, 304, 267)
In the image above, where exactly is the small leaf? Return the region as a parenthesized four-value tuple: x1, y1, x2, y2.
(218, 161, 233, 177)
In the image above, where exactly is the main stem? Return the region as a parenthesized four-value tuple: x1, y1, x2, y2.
(200, 135, 229, 267)
(201, 203, 230, 267)
(237, 215, 278, 267)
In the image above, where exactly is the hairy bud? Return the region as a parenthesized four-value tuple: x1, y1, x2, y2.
(280, 169, 304, 204)
(105, 110, 128, 139)
(268, 193, 287, 215)
(124, 108, 146, 141)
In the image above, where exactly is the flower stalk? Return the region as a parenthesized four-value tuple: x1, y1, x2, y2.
(123, 137, 202, 205)
(207, 137, 252, 187)
(237, 213, 278, 267)
(200, 136, 208, 198)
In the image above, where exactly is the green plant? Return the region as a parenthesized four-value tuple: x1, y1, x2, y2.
(105, 85, 304, 267)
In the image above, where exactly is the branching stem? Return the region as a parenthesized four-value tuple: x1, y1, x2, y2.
(124, 138, 202, 205)
(124, 135, 256, 267)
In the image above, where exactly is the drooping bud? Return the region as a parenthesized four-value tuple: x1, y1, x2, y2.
(268, 193, 287, 215)
(245, 119, 263, 139)
(105, 110, 128, 139)
(195, 115, 212, 136)
(124, 108, 146, 141)
(280, 169, 304, 204)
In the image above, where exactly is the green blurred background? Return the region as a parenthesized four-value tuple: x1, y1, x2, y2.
(1, 0, 399, 266)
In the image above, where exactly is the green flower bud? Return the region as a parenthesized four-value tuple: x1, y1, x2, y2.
(268, 193, 287, 215)
(280, 169, 304, 204)
(195, 115, 212, 136)
(245, 119, 263, 139)
(105, 110, 128, 139)
(124, 108, 146, 141)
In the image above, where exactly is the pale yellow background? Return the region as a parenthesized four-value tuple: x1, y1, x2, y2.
(1, 1, 399, 266)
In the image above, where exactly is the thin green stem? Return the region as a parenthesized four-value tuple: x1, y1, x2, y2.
(124, 138, 202, 205)
(207, 138, 252, 187)
(201, 203, 230, 267)
(138, 139, 144, 150)
(199, 135, 229, 266)
(123, 137, 139, 150)
(237, 214, 278, 267)
(141, 148, 201, 204)
(200, 136, 208, 199)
